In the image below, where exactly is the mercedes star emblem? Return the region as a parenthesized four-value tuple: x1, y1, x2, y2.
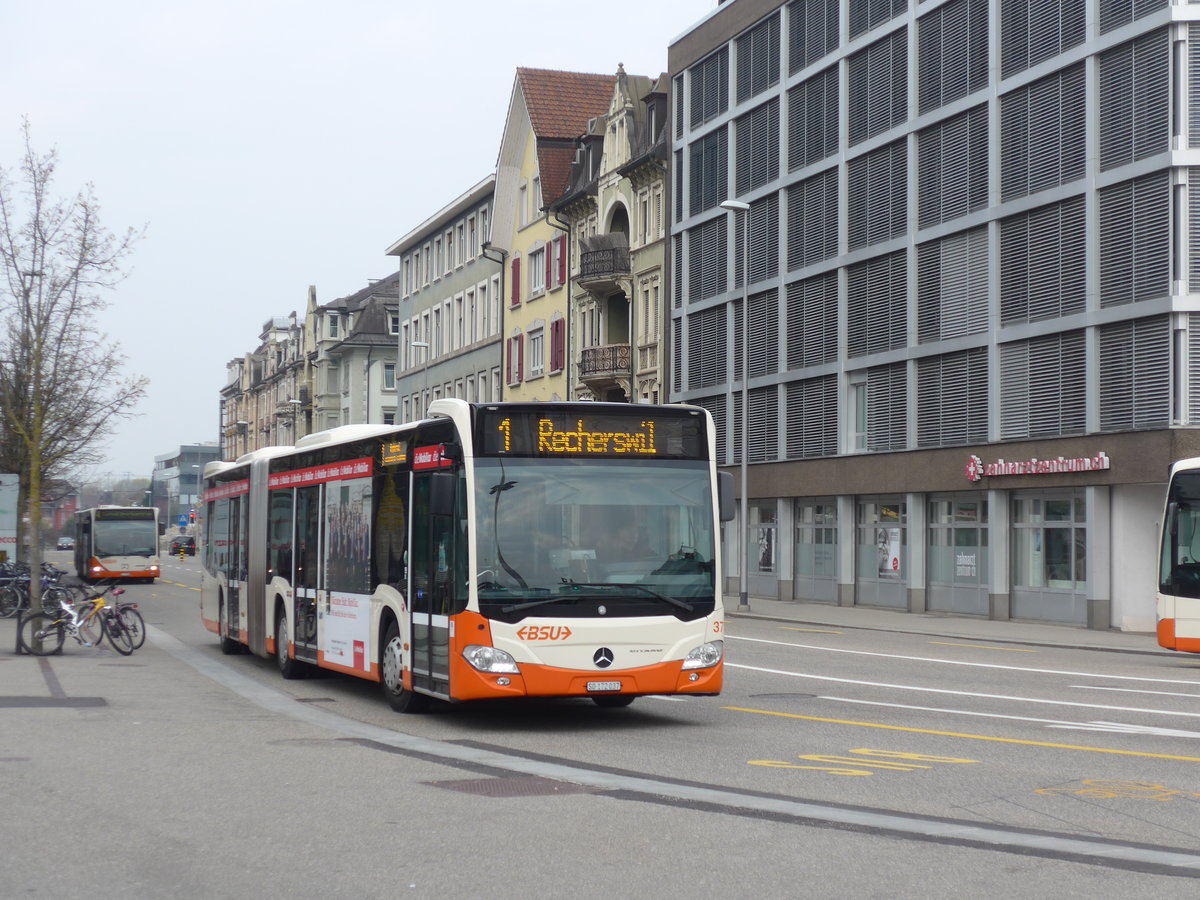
(593, 647, 614, 669)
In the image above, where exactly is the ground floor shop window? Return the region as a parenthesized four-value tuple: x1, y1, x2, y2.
(856, 498, 907, 608)
(928, 495, 988, 615)
(751, 501, 777, 575)
(795, 500, 838, 602)
(858, 500, 905, 579)
(1013, 494, 1086, 590)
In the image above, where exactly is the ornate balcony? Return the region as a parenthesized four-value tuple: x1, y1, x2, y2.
(579, 343, 631, 395)
(577, 235, 631, 296)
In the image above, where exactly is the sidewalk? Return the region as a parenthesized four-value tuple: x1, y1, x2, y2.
(727, 595, 1174, 657)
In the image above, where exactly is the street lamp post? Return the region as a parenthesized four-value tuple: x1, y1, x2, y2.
(720, 198, 752, 613)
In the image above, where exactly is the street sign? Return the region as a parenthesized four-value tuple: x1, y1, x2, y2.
(178, 514, 187, 528)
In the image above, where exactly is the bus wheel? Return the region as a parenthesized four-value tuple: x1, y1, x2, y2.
(275, 607, 303, 679)
(592, 695, 635, 709)
(218, 599, 241, 655)
(381, 619, 429, 713)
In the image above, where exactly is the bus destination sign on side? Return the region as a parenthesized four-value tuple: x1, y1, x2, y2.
(477, 409, 705, 459)
(381, 440, 407, 465)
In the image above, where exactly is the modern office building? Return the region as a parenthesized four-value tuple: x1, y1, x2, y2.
(669, 0, 1200, 630)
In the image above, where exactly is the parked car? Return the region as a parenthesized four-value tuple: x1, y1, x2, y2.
(56, 536, 74, 550)
(169, 534, 196, 556)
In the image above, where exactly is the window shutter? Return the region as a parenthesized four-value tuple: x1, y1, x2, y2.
(511, 257, 521, 306)
(1099, 315, 1169, 431)
(517, 334, 525, 382)
(557, 235, 567, 285)
(545, 244, 553, 290)
(785, 375, 837, 458)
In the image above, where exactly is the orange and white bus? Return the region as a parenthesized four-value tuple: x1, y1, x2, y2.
(1158, 457, 1200, 652)
(74, 505, 160, 582)
(200, 399, 734, 712)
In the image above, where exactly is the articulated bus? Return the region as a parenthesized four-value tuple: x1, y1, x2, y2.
(1158, 457, 1200, 652)
(74, 505, 161, 582)
(200, 399, 734, 712)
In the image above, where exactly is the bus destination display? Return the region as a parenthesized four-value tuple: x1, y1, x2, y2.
(477, 408, 704, 459)
(95, 507, 156, 520)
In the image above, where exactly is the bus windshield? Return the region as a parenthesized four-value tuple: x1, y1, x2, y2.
(1161, 470, 1200, 599)
(473, 457, 716, 622)
(94, 520, 158, 558)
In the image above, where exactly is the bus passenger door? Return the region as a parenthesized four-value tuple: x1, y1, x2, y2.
(293, 485, 321, 663)
(410, 472, 456, 698)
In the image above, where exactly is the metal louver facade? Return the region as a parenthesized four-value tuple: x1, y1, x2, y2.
(668, 0, 1200, 628)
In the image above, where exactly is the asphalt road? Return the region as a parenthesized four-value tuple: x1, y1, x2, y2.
(3, 554, 1199, 898)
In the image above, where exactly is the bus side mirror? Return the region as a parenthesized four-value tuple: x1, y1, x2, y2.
(430, 471, 456, 518)
(717, 472, 736, 522)
(1167, 501, 1179, 537)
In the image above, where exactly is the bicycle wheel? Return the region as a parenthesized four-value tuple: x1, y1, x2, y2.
(0, 583, 28, 618)
(105, 611, 134, 656)
(117, 605, 146, 650)
(40, 586, 71, 615)
(18, 612, 65, 656)
(77, 608, 106, 647)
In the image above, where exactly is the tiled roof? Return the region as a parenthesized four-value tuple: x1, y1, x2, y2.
(516, 67, 616, 140)
(516, 67, 617, 204)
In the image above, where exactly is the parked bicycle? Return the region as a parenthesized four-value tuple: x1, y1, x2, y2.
(18, 582, 134, 656)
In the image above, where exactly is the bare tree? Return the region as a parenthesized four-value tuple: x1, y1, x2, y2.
(0, 118, 147, 589)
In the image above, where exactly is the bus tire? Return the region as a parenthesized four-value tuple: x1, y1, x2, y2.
(275, 606, 303, 679)
(381, 619, 430, 713)
(218, 598, 241, 655)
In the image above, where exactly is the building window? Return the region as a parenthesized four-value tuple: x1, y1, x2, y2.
(848, 29, 907, 146)
(528, 327, 545, 377)
(383, 363, 396, 391)
(388, 312, 400, 336)
(736, 11, 781, 103)
(689, 127, 729, 216)
(790, 0, 839, 73)
(328, 315, 339, 338)
(382, 410, 395, 426)
(689, 46, 729, 129)
(529, 246, 546, 296)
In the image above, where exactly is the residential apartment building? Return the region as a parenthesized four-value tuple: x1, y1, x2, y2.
(669, 0, 1200, 630)
(307, 273, 402, 432)
(387, 176, 503, 421)
(493, 68, 617, 401)
(220, 312, 307, 460)
(552, 66, 670, 404)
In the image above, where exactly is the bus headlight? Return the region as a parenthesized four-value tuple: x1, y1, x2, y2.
(681, 640, 723, 670)
(462, 645, 519, 674)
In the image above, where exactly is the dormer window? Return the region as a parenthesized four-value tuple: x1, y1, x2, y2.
(329, 315, 340, 338)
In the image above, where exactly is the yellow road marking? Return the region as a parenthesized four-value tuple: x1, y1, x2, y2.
(724, 706, 1200, 763)
(779, 627, 842, 635)
(928, 641, 1036, 653)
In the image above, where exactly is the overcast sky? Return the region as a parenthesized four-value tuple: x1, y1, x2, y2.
(0, 0, 719, 482)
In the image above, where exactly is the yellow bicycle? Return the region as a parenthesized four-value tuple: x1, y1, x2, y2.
(18, 583, 133, 656)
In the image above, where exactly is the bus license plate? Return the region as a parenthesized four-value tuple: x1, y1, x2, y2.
(587, 681, 621, 692)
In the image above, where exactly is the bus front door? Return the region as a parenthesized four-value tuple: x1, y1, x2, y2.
(410, 472, 455, 699)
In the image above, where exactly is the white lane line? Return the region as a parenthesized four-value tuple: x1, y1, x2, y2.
(727, 634, 1200, 686)
(820, 696, 1200, 739)
(727, 662, 1200, 719)
(1070, 685, 1200, 699)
